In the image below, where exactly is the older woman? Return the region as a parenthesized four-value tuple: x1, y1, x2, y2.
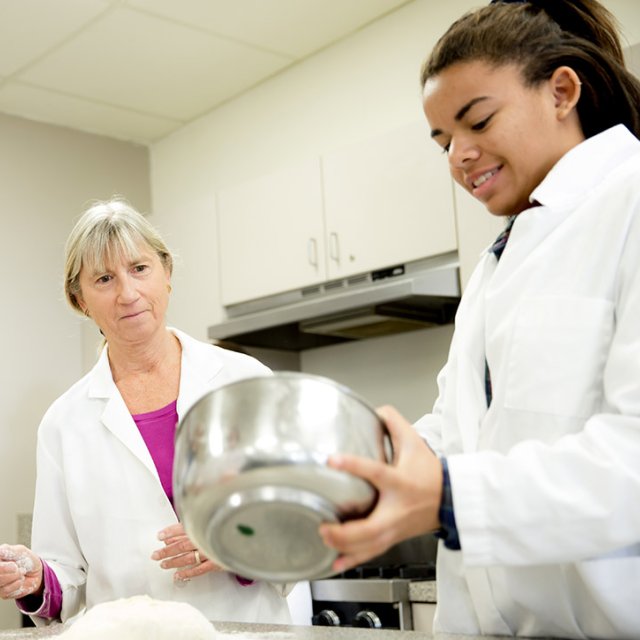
(0, 199, 291, 625)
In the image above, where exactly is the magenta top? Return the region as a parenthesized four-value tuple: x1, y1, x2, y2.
(133, 400, 179, 506)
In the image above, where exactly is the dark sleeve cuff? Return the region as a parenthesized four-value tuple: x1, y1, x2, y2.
(16, 561, 62, 620)
(434, 457, 461, 550)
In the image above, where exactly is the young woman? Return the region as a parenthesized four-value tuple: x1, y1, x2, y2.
(320, 1, 640, 637)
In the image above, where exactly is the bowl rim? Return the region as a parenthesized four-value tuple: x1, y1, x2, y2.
(176, 370, 382, 434)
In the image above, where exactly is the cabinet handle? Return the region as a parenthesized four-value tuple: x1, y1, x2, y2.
(329, 232, 340, 264)
(307, 238, 318, 267)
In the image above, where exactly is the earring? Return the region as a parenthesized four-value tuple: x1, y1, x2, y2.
(167, 284, 172, 294)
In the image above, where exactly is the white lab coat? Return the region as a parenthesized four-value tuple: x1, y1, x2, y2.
(416, 125, 640, 638)
(29, 328, 291, 625)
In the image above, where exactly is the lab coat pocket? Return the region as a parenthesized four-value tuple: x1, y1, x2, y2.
(504, 296, 613, 418)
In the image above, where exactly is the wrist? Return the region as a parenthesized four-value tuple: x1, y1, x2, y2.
(435, 457, 461, 550)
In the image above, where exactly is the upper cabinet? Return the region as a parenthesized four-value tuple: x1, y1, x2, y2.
(217, 158, 326, 306)
(217, 121, 458, 307)
(321, 120, 456, 280)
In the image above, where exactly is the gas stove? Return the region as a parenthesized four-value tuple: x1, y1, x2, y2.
(310, 561, 436, 630)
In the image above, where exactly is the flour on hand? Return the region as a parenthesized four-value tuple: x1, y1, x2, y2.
(0, 545, 35, 574)
(57, 595, 218, 640)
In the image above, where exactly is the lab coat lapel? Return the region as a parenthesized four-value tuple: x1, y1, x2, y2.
(87, 346, 158, 476)
(85, 330, 226, 474)
(173, 328, 224, 421)
(447, 258, 494, 454)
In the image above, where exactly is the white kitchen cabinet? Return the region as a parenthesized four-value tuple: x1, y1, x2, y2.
(410, 580, 437, 632)
(411, 602, 436, 632)
(217, 121, 459, 307)
(452, 183, 505, 291)
(321, 120, 457, 280)
(217, 158, 326, 306)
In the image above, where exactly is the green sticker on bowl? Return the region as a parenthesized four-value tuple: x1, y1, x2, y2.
(237, 524, 255, 536)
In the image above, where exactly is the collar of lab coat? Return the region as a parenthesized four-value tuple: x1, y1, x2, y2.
(530, 124, 640, 211)
(84, 327, 225, 473)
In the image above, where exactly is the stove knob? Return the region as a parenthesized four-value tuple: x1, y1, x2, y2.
(312, 609, 341, 626)
(353, 610, 383, 628)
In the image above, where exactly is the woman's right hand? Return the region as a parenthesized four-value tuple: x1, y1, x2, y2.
(0, 544, 43, 600)
(319, 405, 443, 573)
(152, 524, 224, 583)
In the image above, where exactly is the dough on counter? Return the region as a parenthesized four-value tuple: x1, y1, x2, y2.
(58, 594, 218, 639)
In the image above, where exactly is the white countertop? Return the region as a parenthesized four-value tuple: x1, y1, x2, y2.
(409, 580, 437, 604)
(0, 622, 420, 639)
(0, 620, 568, 640)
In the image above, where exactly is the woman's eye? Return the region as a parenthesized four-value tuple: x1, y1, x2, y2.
(471, 115, 492, 131)
(134, 264, 148, 273)
(97, 275, 111, 284)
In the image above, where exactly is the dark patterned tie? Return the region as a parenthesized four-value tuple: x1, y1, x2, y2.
(489, 216, 515, 260)
(485, 216, 516, 405)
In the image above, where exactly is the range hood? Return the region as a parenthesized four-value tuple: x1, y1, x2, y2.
(208, 252, 461, 352)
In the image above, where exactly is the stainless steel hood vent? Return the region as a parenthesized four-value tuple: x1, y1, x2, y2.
(208, 252, 460, 352)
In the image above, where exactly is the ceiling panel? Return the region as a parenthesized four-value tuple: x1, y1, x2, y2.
(0, 82, 179, 143)
(127, 0, 412, 57)
(19, 6, 293, 120)
(0, 0, 112, 76)
(0, 0, 416, 143)
(1, 1, 638, 146)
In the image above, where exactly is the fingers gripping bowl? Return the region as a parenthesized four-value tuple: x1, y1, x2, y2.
(173, 372, 388, 582)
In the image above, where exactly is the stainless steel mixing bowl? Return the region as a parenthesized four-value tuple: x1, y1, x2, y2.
(173, 371, 388, 582)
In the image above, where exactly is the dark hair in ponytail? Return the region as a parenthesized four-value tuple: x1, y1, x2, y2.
(420, 0, 640, 139)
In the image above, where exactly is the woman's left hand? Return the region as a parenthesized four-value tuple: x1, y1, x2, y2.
(151, 523, 223, 583)
(319, 405, 443, 573)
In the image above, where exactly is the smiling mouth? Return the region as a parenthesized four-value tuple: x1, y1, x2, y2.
(471, 167, 500, 189)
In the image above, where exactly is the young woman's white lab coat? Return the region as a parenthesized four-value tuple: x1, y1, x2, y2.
(416, 125, 640, 639)
(29, 328, 291, 625)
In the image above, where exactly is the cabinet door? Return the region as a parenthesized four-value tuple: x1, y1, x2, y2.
(321, 121, 457, 280)
(411, 603, 436, 633)
(452, 183, 504, 291)
(217, 159, 326, 306)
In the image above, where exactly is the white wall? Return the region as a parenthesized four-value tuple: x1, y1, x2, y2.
(0, 112, 149, 629)
(150, 0, 640, 411)
(301, 324, 454, 422)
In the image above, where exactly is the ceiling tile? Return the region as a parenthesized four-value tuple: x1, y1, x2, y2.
(0, 82, 179, 143)
(19, 6, 293, 120)
(0, 0, 112, 76)
(126, 0, 412, 57)
(1, 0, 638, 147)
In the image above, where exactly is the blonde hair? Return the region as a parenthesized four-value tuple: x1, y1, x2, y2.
(64, 198, 173, 314)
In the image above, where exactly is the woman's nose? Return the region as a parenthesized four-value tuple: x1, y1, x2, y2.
(448, 136, 480, 169)
(116, 276, 138, 302)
